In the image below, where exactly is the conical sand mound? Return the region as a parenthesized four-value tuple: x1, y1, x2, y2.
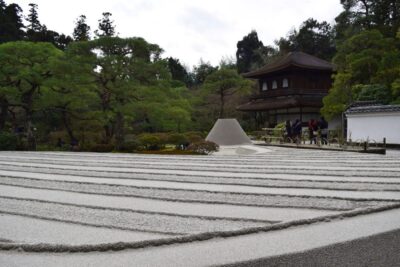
(206, 118, 252, 146)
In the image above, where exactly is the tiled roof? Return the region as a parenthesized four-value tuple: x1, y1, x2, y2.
(243, 52, 335, 78)
(345, 105, 400, 114)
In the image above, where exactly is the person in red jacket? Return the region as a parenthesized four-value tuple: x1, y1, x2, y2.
(308, 119, 318, 144)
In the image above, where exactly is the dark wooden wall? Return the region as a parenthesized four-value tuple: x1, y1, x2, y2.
(258, 68, 333, 94)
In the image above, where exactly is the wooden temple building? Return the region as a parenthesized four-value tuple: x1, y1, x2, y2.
(237, 52, 335, 127)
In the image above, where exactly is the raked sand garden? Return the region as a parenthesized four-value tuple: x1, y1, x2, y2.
(0, 147, 399, 266)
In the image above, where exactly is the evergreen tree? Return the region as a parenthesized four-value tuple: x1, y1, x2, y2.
(73, 15, 90, 41)
(72, 37, 168, 148)
(26, 3, 43, 42)
(236, 30, 265, 73)
(167, 57, 192, 87)
(0, 1, 24, 43)
(26, 3, 41, 32)
(321, 30, 400, 119)
(191, 60, 217, 86)
(276, 18, 336, 61)
(25, 3, 72, 50)
(95, 12, 116, 37)
(203, 67, 252, 118)
(54, 33, 73, 50)
(335, 0, 400, 39)
(372, 0, 400, 37)
(29, 24, 72, 50)
(0, 41, 63, 149)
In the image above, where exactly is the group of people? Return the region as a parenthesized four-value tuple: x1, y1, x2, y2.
(285, 119, 302, 143)
(284, 117, 329, 144)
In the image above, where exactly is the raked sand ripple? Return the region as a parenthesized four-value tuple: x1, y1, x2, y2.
(0, 147, 399, 255)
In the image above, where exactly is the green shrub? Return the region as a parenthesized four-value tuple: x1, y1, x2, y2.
(138, 134, 163, 150)
(118, 140, 141, 152)
(152, 133, 169, 146)
(0, 132, 18, 150)
(274, 122, 285, 129)
(273, 122, 285, 137)
(355, 84, 392, 104)
(185, 131, 206, 138)
(187, 140, 219, 155)
(184, 132, 204, 144)
(78, 131, 102, 147)
(168, 133, 189, 146)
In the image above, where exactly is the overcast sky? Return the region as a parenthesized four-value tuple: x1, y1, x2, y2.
(13, 0, 343, 68)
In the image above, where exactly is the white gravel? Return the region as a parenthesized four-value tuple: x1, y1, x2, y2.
(0, 178, 386, 210)
(0, 184, 338, 221)
(0, 147, 399, 266)
(1, 208, 400, 266)
(1, 164, 399, 184)
(0, 214, 167, 245)
(0, 160, 398, 178)
(1, 169, 398, 191)
(0, 197, 270, 235)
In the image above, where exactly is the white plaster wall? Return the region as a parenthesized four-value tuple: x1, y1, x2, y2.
(347, 112, 400, 144)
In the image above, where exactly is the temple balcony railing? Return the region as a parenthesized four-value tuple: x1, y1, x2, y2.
(250, 88, 328, 100)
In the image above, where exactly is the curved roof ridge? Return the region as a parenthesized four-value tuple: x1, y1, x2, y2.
(243, 51, 335, 78)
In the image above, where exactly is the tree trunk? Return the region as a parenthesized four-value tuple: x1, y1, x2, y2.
(115, 112, 124, 150)
(22, 88, 36, 150)
(0, 97, 8, 132)
(8, 109, 17, 130)
(61, 109, 76, 143)
(25, 112, 36, 150)
(100, 87, 114, 144)
(103, 124, 113, 144)
(360, 0, 371, 29)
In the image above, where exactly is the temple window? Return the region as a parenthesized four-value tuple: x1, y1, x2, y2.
(272, 80, 278, 89)
(262, 81, 268, 91)
(282, 78, 289, 88)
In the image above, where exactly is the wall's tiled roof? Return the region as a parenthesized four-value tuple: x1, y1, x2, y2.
(345, 105, 400, 114)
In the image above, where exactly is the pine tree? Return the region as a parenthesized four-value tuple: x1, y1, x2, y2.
(95, 12, 116, 37)
(236, 30, 265, 73)
(0, 1, 25, 43)
(73, 15, 91, 41)
(26, 3, 41, 32)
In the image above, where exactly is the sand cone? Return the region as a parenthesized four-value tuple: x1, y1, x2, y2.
(206, 118, 252, 146)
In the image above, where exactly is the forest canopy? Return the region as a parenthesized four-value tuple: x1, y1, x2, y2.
(0, 0, 399, 151)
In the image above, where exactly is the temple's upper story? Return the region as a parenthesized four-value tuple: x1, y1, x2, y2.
(237, 52, 336, 126)
(237, 52, 335, 113)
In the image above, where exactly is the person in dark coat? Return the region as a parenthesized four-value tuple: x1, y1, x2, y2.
(56, 138, 65, 148)
(292, 119, 302, 143)
(319, 117, 329, 145)
(285, 120, 292, 141)
(70, 138, 79, 151)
